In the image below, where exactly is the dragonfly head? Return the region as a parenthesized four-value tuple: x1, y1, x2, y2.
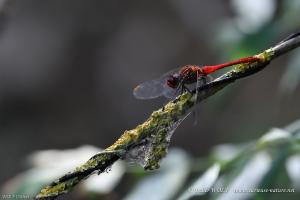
(166, 73, 180, 88)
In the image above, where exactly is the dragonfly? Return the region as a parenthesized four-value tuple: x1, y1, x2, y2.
(133, 56, 262, 99)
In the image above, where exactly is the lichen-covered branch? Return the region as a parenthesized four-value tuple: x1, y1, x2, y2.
(35, 32, 300, 199)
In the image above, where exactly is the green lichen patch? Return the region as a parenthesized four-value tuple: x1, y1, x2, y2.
(257, 49, 274, 62)
(233, 51, 273, 74)
(106, 92, 194, 170)
(76, 157, 99, 172)
(107, 92, 194, 153)
(36, 183, 66, 198)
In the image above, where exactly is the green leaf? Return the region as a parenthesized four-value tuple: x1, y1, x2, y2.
(177, 163, 221, 200)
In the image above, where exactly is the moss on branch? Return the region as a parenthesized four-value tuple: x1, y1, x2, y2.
(35, 32, 300, 199)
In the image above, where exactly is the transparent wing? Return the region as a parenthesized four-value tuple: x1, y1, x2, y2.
(133, 79, 166, 99)
(206, 74, 213, 83)
(133, 67, 181, 100)
(162, 84, 180, 99)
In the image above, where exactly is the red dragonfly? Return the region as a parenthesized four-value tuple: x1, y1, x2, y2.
(133, 56, 261, 99)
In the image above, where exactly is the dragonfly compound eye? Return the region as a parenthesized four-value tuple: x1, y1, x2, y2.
(166, 74, 180, 88)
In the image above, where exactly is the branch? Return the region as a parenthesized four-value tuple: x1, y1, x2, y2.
(35, 33, 300, 199)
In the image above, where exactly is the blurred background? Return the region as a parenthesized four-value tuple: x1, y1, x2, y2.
(0, 0, 300, 199)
